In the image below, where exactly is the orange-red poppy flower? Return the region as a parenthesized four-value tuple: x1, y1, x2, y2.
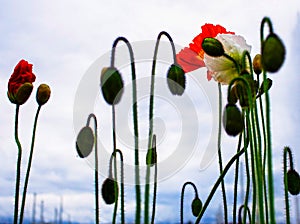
(176, 24, 234, 79)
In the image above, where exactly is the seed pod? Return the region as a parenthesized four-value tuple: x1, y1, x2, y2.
(14, 82, 33, 105)
(253, 54, 262, 75)
(76, 126, 94, 158)
(191, 197, 202, 217)
(223, 104, 244, 137)
(287, 169, 300, 195)
(100, 67, 124, 105)
(36, 84, 51, 105)
(262, 33, 285, 73)
(202, 37, 224, 57)
(101, 178, 119, 204)
(167, 64, 186, 96)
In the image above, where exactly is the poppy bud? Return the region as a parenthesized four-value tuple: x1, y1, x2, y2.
(167, 64, 186, 96)
(76, 126, 94, 158)
(262, 33, 285, 73)
(287, 169, 300, 195)
(234, 73, 256, 108)
(14, 82, 34, 105)
(36, 84, 51, 106)
(223, 104, 244, 137)
(191, 197, 202, 217)
(257, 78, 272, 98)
(146, 135, 157, 166)
(202, 37, 225, 57)
(100, 67, 124, 105)
(253, 54, 262, 75)
(101, 178, 119, 204)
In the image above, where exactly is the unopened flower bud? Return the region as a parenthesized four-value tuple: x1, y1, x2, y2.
(36, 84, 51, 105)
(76, 126, 94, 158)
(253, 54, 262, 75)
(262, 33, 285, 73)
(223, 104, 244, 137)
(191, 197, 202, 217)
(287, 169, 300, 195)
(167, 64, 186, 96)
(101, 178, 119, 204)
(100, 67, 124, 105)
(146, 135, 157, 166)
(14, 82, 33, 105)
(202, 37, 225, 57)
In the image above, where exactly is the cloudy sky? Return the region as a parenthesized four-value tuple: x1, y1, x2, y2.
(0, 0, 300, 223)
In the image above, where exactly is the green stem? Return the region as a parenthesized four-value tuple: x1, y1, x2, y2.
(111, 37, 140, 223)
(13, 104, 21, 224)
(223, 53, 241, 74)
(260, 17, 276, 223)
(86, 113, 99, 224)
(144, 31, 176, 224)
(238, 205, 251, 223)
(19, 105, 42, 224)
(113, 149, 125, 224)
(243, 134, 251, 224)
(217, 83, 228, 224)
(180, 182, 198, 224)
(195, 147, 246, 224)
(283, 146, 292, 224)
(257, 74, 269, 223)
(233, 133, 243, 224)
(111, 105, 118, 224)
(151, 161, 157, 224)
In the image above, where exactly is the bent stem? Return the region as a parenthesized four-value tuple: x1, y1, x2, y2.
(111, 36, 141, 223)
(86, 113, 100, 224)
(260, 17, 276, 223)
(144, 31, 176, 224)
(19, 105, 42, 224)
(195, 147, 246, 224)
(180, 182, 198, 224)
(13, 104, 22, 224)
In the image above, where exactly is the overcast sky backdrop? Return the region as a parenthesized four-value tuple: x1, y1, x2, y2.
(0, 1, 300, 223)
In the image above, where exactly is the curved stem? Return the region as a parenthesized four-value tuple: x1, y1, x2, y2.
(180, 182, 199, 224)
(195, 147, 246, 224)
(223, 53, 241, 74)
(145, 31, 176, 224)
(283, 146, 292, 224)
(13, 104, 22, 224)
(260, 17, 274, 44)
(113, 149, 125, 224)
(110, 36, 141, 223)
(86, 113, 100, 224)
(238, 205, 251, 224)
(19, 105, 42, 224)
(217, 83, 228, 224)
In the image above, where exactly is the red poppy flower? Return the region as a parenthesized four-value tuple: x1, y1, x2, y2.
(7, 59, 36, 104)
(176, 24, 234, 75)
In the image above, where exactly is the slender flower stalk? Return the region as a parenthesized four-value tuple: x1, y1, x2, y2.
(195, 146, 246, 224)
(19, 105, 42, 224)
(13, 105, 21, 224)
(110, 37, 141, 223)
(283, 146, 293, 224)
(180, 182, 199, 224)
(232, 133, 243, 224)
(217, 83, 228, 224)
(144, 31, 177, 224)
(260, 17, 276, 223)
(238, 205, 251, 223)
(86, 114, 100, 224)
